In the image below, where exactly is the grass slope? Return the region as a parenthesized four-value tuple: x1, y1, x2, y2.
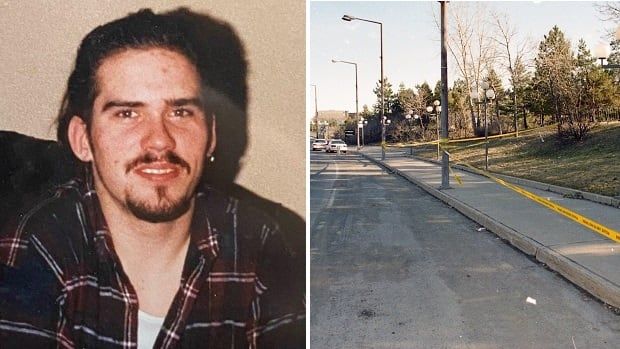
(412, 122, 620, 197)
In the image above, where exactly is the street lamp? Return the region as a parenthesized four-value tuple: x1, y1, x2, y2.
(318, 120, 329, 139)
(405, 110, 419, 155)
(332, 59, 360, 150)
(426, 100, 441, 160)
(470, 81, 495, 171)
(381, 115, 391, 147)
(342, 14, 385, 159)
(404, 110, 420, 126)
(311, 84, 319, 138)
(358, 117, 369, 146)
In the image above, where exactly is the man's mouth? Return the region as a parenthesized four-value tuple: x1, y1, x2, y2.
(133, 161, 183, 182)
(141, 168, 175, 175)
(126, 152, 191, 181)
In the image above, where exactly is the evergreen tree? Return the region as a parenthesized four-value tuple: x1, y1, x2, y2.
(606, 38, 620, 82)
(361, 104, 373, 118)
(433, 80, 442, 103)
(484, 68, 504, 133)
(512, 57, 531, 129)
(567, 39, 617, 140)
(393, 83, 415, 118)
(533, 26, 574, 131)
(373, 77, 396, 117)
(415, 82, 434, 107)
(449, 79, 471, 137)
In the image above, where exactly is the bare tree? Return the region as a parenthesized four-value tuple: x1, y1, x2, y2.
(492, 11, 534, 134)
(444, 2, 498, 134)
(595, 2, 620, 23)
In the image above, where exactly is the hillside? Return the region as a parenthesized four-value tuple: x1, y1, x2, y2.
(412, 122, 620, 198)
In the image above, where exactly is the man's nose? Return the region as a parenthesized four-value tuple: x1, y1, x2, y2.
(141, 116, 176, 152)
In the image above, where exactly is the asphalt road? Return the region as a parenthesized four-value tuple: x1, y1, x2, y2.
(310, 151, 619, 349)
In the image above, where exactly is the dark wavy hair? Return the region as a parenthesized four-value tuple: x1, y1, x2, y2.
(55, 8, 248, 187)
(56, 9, 200, 149)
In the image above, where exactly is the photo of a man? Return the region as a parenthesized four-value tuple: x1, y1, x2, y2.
(0, 4, 305, 348)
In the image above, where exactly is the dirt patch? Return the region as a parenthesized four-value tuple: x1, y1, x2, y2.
(358, 309, 376, 318)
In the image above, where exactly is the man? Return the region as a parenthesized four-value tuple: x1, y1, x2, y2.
(0, 9, 304, 348)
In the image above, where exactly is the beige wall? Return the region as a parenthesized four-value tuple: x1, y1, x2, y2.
(0, 0, 306, 218)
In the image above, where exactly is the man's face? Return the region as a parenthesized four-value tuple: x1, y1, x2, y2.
(70, 48, 212, 222)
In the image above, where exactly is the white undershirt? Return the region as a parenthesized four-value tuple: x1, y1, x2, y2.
(138, 310, 165, 349)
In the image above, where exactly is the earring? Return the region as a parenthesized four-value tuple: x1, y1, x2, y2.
(208, 155, 215, 163)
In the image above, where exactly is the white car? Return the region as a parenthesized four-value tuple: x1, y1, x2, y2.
(326, 139, 347, 153)
(312, 139, 327, 151)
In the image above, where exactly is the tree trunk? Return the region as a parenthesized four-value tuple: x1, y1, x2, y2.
(513, 92, 518, 133)
(469, 100, 477, 131)
(496, 99, 502, 134)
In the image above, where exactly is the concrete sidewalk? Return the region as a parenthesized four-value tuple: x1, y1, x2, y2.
(358, 146, 620, 309)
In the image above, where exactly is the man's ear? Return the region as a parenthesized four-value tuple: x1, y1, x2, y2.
(67, 116, 93, 162)
(206, 114, 217, 157)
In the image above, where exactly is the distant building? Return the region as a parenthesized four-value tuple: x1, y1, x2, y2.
(312, 110, 350, 139)
(316, 110, 348, 123)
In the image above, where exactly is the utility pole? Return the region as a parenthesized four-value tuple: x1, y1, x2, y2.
(440, 1, 450, 189)
(312, 84, 319, 138)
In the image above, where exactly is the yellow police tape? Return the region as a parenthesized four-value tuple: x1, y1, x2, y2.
(456, 160, 620, 243)
(390, 123, 556, 148)
(384, 123, 619, 242)
(441, 149, 463, 185)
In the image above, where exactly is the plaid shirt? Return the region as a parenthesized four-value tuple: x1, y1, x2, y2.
(0, 179, 305, 348)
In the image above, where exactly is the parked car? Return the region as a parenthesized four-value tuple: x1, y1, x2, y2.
(326, 139, 347, 153)
(312, 138, 327, 151)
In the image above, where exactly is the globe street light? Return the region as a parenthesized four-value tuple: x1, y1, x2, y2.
(358, 117, 369, 146)
(470, 82, 495, 171)
(427, 100, 441, 160)
(332, 59, 360, 150)
(405, 109, 419, 155)
(318, 120, 329, 139)
(342, 14, 385, 159)
(381, 115, 391, 144)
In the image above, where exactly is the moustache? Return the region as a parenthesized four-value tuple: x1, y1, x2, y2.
(125, 151, 191, 174)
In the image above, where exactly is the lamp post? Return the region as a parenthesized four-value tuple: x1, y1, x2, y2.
(311, 84, 319, 138)
(332, 59, 360, 150)
(471, 81, 495, 171)
(426, 100, 441, 160)
(404, 110, 420, 128)
(318, 120, 329, 139)
(342, 14, 385, 159)
(381, 116, 391, 151)
(405, 110, 419, 156)
(358, 117, 368, 146)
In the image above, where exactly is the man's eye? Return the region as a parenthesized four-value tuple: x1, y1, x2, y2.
(116, 110, 138, 118)
(172, 108, 194, 117)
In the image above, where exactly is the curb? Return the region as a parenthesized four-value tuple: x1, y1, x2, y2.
(358, 151, 620, 309)
(402, 152, 620, 208)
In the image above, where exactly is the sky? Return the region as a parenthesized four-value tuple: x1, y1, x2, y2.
(308, 1, 616, 121)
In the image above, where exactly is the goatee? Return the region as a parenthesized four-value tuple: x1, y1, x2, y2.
(126, 186, 193, 223)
